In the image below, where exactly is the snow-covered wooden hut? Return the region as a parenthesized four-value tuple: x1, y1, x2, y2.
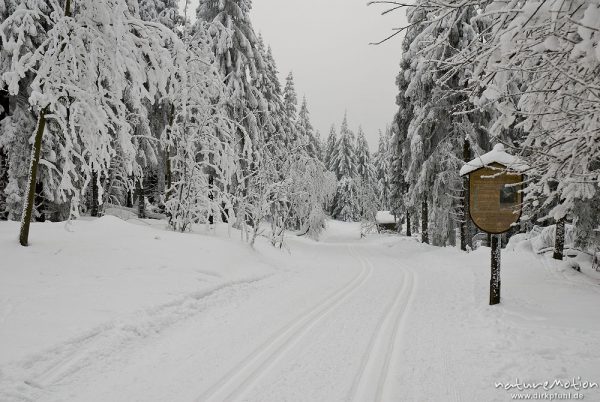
(376, 211, 399, 232)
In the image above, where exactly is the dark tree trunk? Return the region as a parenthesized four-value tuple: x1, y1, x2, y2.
(0, 147, 8, 221)
(406, 212, 411, 237)
(90, 169, 99, 217)
(126, 189, 134, 208)
(136, 179, 146, 219)
(553, 217, 565, 261)
(20, 109, 47, 246)
(208, 174, 214, 225)
(460, 137, 471, 251)
(0, 89, 9, 220)
(421, 200, 429, 244)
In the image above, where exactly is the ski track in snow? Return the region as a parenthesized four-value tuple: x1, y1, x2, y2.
(0, 277, 270, 402)
(346, 249, 415, 402)
(196, 245, 373, 402)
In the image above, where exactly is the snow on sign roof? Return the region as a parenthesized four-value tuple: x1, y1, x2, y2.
(376, 211, 398, 224)
(460, 144, 529, 176)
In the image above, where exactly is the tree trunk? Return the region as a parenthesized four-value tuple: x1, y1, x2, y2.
(90, 169, 99, 217)
(19, 109, 47, 246)
(208, 174, 214, 225)
(460, 137, 471, 251)
(421, 200, 429, 244)
(406, 211, 411, 237)
(553, 217, 565, 261)
(136, 179, 146, 219)
(0, 147, 8, 221)
(0, 89, 9, 220)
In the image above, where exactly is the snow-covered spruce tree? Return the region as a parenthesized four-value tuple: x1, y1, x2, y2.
(334, 176, 359, 222)
(332, 113, 358, 220)
(297, 96, 319, 159)
(163, 18, 238, 232)
(390, 0, 600, 252)
(133, 0, 182, 217)
(1, 0, 179, 245)
(355, 126, 377, 221)
(467, 0, 600, 252)
(139, 0, 180, 30)
(374, 128, 392, 211)
(332, 112, 356, 180)
(355, 126, 374, 184)
(323, 124, 337, 173)
(197, 0, 267, 226)
(386, 0, 486, 246)
(0, 0, 53, 222)
(282, 71, 298, 148)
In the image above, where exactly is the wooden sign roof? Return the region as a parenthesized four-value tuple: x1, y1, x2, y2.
(460, 144, 528, 176)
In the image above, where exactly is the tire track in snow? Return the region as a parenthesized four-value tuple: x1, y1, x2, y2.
(196, 245, 373, 402)
(346, 248, 416, 402)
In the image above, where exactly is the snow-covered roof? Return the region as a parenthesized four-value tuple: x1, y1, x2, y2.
(376, 211, 398, 224)
(460, 144, 529, 176)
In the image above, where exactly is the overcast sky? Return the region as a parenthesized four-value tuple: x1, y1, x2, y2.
(184, 1, 408, 150)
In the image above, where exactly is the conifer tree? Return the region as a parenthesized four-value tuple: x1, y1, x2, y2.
(324, 125, 337, 172)
(297, 96, 318, 159)
(332, 113, 356, 180)
(282, 72, 298, 148)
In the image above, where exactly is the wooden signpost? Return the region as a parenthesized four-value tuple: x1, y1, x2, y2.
(460, 144, 527, 305)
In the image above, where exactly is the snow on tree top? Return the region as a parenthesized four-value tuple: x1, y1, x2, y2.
(376, 211, 398, 224)
(460, 144, 528, 176)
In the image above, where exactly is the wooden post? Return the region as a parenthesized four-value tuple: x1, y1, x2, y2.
(490, 234, 501, 305)
(19, 108, 47, 246)
(461, 137, 471, 251)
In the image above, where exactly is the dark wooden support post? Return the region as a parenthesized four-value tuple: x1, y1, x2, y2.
(461, 137, 471, 251)
(490, 234, 501, 305)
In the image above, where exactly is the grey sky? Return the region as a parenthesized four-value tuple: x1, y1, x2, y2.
(251, 1, 408, 150)
(183, 1, 408, 150)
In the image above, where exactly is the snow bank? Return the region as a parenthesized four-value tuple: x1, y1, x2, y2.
(506, 224, 575, 254)
(0, 217, 273, 365)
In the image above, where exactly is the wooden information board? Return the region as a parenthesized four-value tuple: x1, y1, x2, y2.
(469, 163, 523, 234)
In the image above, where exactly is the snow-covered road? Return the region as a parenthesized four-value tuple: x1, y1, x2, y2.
(1, 218, 600, 401)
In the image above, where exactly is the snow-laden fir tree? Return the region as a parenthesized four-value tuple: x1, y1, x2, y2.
(374, 128, 392, 211)
(197, 0, 267, 225)
(332, 112, 356, 180)
(164, 21, 237, 232)
(323, 124, 337, 173)
(282, 71, 298, 148)
(1, 0, 182, 245)
(297, 96, 319, 159)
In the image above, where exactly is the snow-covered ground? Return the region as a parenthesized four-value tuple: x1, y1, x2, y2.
(1, 217, 599, 401)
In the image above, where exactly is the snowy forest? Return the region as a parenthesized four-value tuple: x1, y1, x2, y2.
(0, 0, 599, 256)
(369, 0, 600, 259)
(2, 1, 600, 400)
